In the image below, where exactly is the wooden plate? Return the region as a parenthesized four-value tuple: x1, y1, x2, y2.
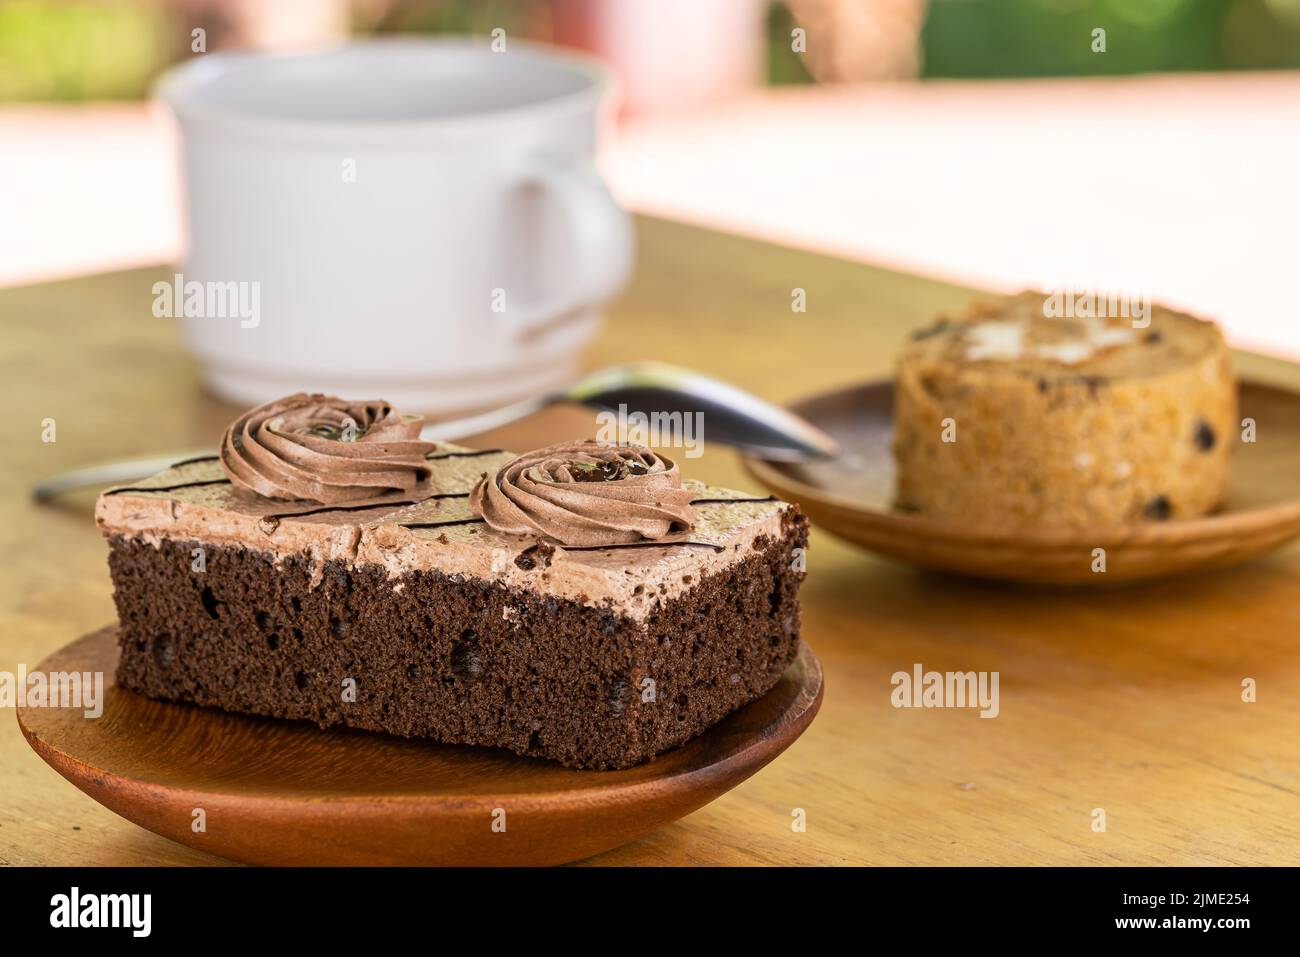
(17, 628, 822, 866)
(743, 378, 1300, 584)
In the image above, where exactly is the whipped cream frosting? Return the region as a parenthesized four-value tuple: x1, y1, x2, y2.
(220, 393, 437, 505)
(96, 446, 790, 621)
(963, 316, 1138, 365)
(470, 440, 698, 547)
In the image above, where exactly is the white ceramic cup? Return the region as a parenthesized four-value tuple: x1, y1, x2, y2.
(156, 38, 633, 413)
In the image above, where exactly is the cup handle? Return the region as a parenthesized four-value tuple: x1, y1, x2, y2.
(505, 155, 634, 337)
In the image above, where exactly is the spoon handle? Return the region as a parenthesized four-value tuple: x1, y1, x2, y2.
(33, 363, 837, 501)
(32, 452, 213, 503)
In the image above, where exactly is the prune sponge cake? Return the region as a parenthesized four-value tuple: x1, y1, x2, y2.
(96, 394, 808, 770)
(893, 292, 1237, 529)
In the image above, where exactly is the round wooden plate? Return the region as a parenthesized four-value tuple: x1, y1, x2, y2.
(18, 628, 822, 866)
(743, 378, 1300, 584)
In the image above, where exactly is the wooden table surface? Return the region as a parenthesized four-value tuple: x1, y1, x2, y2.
(4, 216, 1299, 866)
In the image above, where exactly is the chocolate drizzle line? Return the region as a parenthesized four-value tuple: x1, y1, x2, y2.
(690, 496, 778, 505)
(517, 539, 726, 556)
(560, 540, 726, 553)
(261, 498, 426, 521)
(105, 478, 231, 496)
(260, 490, 472, 522)
(403, 520, 725, 553)
(168, 454, 220, 469)
(425, 449, 505, 460)
(401, 517, 487, 530)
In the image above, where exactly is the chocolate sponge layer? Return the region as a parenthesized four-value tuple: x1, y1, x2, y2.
(106, 513, 807, 770)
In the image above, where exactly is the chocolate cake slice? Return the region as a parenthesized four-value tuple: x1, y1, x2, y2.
(96, 398, 808, 770)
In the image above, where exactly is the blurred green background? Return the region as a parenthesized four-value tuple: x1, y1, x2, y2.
(2, 0, 1299, 102)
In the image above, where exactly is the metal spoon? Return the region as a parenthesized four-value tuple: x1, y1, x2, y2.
(32, 361, 839, 502)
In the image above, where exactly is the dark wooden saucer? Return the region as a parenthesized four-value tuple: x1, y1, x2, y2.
(744, 378, 1300, 584)
(17, 627, 821, 866)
